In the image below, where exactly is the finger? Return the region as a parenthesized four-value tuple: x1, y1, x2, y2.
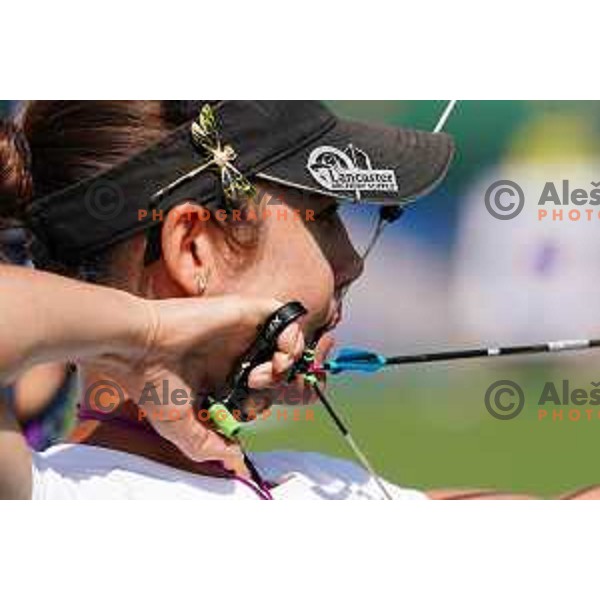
(313, 332, 335, 363)
(142, 397, 217, 454)
(247, 362, 275, 389)
(279, 334, 335, 404)
(247, 330, 305, 389)
(272, 350, 297, 375)
(275, 321, 302, 357)
(150, 411, 245, 470)
(247, 355, 294, 388)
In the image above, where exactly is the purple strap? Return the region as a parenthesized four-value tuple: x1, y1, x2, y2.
(233, 474, 274, 500)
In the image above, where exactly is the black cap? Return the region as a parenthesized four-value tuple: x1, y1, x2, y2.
(27, 101, 455, 264)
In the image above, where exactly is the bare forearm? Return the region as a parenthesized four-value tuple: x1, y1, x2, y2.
(0, 266, 147, 381)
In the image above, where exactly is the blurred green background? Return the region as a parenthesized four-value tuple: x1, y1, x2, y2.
(246, 101, 600, 497)
(246, 356, 600, 497)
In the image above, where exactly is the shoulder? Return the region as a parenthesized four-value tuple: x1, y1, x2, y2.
(30, 444, 245, 500)
(32, 444, 427, 500)
(31, 443, 154, 499)
(251, 450, 426, 500)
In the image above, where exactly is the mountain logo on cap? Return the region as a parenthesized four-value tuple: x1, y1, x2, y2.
(307, 144, 398, 200)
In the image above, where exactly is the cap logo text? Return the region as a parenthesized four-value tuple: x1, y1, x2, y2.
(307, 144, 398, 200)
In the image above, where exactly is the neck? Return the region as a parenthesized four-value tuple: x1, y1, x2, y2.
(71, 371, 239, 480)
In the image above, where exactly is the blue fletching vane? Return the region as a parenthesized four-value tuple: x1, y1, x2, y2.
(325, 347, 388, 374)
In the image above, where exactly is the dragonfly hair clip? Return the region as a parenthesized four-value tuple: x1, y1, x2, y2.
(151, 104, 257, 209)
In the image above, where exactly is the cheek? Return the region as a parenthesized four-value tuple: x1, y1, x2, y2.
(233, 219, 335, 323)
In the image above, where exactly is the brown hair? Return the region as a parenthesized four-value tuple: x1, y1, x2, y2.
(2, 101, 174, 214)
(0, 119, 33, 221)
(0, 101, 259, 278)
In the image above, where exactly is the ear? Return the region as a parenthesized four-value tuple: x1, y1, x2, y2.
(160, 203, 215, 296)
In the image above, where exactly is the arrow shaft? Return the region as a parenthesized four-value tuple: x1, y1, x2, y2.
(319, 339, 600, 375)
(383, 339, 600, 367)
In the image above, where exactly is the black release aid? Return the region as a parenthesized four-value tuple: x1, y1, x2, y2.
(210, 301, 307, 422)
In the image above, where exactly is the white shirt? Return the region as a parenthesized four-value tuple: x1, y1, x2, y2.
(31, 444, 426, 500)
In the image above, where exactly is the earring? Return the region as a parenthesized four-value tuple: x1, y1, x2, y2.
(196, 271, 209, 296)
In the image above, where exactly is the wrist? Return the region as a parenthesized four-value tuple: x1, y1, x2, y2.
(86, 288, 154, 362)
(128, 296, 161, 361)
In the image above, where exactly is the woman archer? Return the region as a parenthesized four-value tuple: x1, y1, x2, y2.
(3, 100, 591, 500)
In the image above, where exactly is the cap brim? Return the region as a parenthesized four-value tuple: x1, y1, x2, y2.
(256, 117, 455, 205)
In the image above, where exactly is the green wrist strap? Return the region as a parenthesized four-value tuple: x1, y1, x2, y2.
(208, 403, 242, 439)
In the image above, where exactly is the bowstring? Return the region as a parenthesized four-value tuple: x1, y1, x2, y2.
(346, 100, 460, 292)
(361, 99, 459, 261)
(318, 100, 460, 499)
